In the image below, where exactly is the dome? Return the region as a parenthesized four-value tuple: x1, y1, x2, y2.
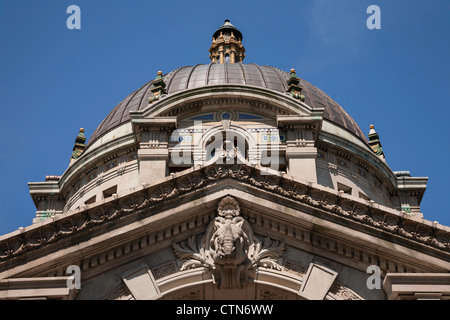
(25, 19, 430, 252)
(87, 63, 366, 148)
(17, 19, 437, 299)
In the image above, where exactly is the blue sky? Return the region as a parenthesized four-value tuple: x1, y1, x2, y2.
(0, 0, 449, 235)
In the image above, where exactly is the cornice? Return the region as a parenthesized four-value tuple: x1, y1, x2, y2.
(131, 84, 323, 121)
(318, 128, 396, 188)
(2, 163, 449, 275)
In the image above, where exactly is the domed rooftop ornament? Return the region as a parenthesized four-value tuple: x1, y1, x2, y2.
(368, 124, 385, 159)
(286, 69, 305, 102)
(149, 70, 167, 104)
(70, 128, 86, 160)
(213, 19, 243, 41)
(209, 19, 245, 64)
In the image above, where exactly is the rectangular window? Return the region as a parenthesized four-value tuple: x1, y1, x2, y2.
(84, 195, 96, 205)
(103, 185, 117, 199)
(358, 192, 370, 201)
(337, 182, 352, 195)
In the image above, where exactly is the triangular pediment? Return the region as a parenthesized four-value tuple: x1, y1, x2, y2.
(1, 163, 449, 294)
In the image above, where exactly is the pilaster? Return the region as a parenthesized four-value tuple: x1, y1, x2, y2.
(131, 117, 177, 184)
(391, 171, 428, 216)
(278, 115, 322, 183)
(28, 177, 65, 223)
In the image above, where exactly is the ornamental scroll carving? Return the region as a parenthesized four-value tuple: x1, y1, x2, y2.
(173, 196, 285, 289)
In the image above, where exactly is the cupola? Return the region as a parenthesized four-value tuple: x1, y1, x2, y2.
(209, 19, 246, 64)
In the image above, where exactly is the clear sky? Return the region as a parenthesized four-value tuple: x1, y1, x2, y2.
(0, 0, 449, 235)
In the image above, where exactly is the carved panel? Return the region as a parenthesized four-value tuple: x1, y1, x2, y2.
(173, 196, 285, 289)
(151, 262, 177, 280)
(282, 260, 308, 278)
(328, 281, 363, 300)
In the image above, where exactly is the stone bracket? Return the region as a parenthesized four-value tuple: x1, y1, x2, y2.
(122, 265, 161, 300)
(298, 263, 338, 300)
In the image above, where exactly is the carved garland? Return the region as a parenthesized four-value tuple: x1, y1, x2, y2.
(0, 163, 449, 266)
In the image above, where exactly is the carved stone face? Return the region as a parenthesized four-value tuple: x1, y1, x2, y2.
(211, 219, 247, 265)
(173, 196, 285, 290)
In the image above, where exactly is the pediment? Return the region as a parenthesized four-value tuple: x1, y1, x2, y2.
(84, 195, 367, 300)
(1, 163, 449, 284)
(129, 85, 324, 127)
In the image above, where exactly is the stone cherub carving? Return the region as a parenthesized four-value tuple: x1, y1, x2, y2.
(173, 196, 285, 289)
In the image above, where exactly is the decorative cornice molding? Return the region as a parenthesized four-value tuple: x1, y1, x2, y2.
(1, 163, 449, 270)
(161, 97, 292, 119)
(138, 85, 319, 121)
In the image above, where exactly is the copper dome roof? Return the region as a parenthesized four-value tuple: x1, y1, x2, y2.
(87, 63, 366, 146)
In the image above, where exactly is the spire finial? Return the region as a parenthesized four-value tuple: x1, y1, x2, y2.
(149, 70, 167, 104)
(71, 128, 86, 160)
(368, 124, 385, 159)
(286, 67, 305, 101)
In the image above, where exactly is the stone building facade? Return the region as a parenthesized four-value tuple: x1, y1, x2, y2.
(0, 20, 449, 300)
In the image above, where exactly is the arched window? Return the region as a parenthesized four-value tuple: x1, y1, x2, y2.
(205, 130, 248, 164)
(225, 53, 230, 63)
